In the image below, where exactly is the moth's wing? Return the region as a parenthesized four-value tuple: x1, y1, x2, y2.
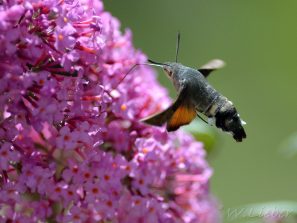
(198, 59, 225, 78)
(141, 84, 196, 131)
(140, 88, 185, 126)
(140, 105, 175, 126)
(166, 101, 196, 131)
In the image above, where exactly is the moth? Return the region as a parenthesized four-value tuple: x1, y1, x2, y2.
(141, 33, 247, 142)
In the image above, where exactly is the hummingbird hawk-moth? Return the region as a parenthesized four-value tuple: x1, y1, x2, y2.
(141, 33, 247, 142)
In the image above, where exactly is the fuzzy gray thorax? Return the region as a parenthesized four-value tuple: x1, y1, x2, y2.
(173, 64, 221, 114)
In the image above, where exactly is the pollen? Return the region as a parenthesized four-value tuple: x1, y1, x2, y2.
(92, 188, 99, 194)
(63, 17, 68, 23)
(134, 199, 141, 205)
(106, 200, 113, 207)
(84, 172, 91, 179)
(104, 174, 110, 181)
(39, 79, 45, 85)
(58, 34, 64, 41)
(63, 135, 70, 141)
(142, 148, 149, 154)
(25, 170, 32, 177)
(125, 165, 131, 171)
(17, 134, 24, 140)
(1, 150, 8, 156)
(120, 104, 127, 111)
(138, 179, 144, 185)
(73, 214, 80, 220)
(72, 166, 78, 173)
(55, 187, 62, 193)
(149, 207, 155, 213)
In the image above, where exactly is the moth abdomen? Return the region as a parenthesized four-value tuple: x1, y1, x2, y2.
(212, 99, 246, 142)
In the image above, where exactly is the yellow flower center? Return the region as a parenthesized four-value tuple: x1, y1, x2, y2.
(120, 104, 127, 111)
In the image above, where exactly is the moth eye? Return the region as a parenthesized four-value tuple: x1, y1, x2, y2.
(165, 69, 172, 76)
(164, 67, 173, 77)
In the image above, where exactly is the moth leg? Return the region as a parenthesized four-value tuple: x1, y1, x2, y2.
(196, 110, 208, 124)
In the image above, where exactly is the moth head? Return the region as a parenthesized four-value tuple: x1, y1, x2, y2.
(147, 59, 179, 79)
(163, 62, 181, 79)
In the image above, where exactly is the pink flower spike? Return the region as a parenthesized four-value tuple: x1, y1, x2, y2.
(0, 0, 219, 222)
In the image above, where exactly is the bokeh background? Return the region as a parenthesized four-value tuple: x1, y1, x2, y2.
(103, 1, 297, 222)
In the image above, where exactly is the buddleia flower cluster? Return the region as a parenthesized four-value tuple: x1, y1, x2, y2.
(0, 0, 219, 222)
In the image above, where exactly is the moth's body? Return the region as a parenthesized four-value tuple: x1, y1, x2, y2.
(140, 33, 246, 142)
(142, 60, 247, 142)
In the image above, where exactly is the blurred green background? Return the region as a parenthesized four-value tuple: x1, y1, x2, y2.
(103, 1, 297, 222)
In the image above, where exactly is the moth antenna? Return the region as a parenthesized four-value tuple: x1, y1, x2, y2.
(175, 31, 181, 63)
